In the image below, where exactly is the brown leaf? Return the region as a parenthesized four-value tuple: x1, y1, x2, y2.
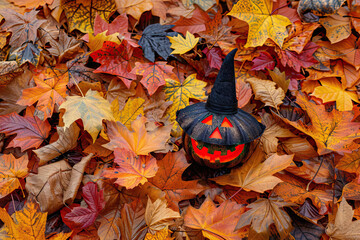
(119, 199, 147, 240)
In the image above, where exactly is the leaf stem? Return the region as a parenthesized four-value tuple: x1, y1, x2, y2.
(229, 187, 243, 200)
(306, 156, 324, 191)
(69, 72, 85, 97)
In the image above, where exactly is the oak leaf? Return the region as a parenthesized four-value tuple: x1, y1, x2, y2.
(145, 197, 180, 234)
(168, 31, 199, 54)
(17, 68, 68, 119)
(147, 150, 206, 211)
(0, 199, 47, 240)
(0, 111, 51, 151)
(236, 198, 295, 240)
(131, 61, 178, 95)
(312, 78, 359, 111)
(326, 197, 360, 240)
(0, 8, 46, 48)
(268, 67, 289, 92)
(228, 0, 292, 48)
(0, 153, 28, 198)
(104, 116, 172, 155)
(281, 93, 360, 154)
(246, 78, 285, 109)
(184, 196, 247, 240)
(61, 0, 116, 33)
(212, 151, 294, 193)
(59, 89, 113, 142)
(64, 182, 105, 229)
(102, 149, 159, 189)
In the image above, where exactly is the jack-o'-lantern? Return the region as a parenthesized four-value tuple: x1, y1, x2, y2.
(176, 48, 265, 170)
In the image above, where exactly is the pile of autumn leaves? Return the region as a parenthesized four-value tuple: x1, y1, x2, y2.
(1, 0, 360, 239)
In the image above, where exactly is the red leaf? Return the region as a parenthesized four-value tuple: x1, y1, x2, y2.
(277, 42, 319, 72)
(0, 112, 50, 151)
(203, 47, 223, 70)
(64, 182, 104, 229)
(90, 41, 137, 88)
(251, 52, 276, 71)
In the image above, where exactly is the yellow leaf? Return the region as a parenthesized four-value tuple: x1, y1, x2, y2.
(228, 0, 292, 48)
(0, 154, 28, 198)
(246, 77, 285, 109)
(168, 31, 199, 54)
(312, 78, 359, 111)
(164, 74, 207, 137)
(86, 30, 121, 52)
(212, 150, 294, 193)
(0, 199, 47, 240)
(112, 97, 145, 128)
(115, 0, 153, 20)
(144, 227, 170, 240)
(268, 67, 289, 93)
(145, 198, 180, 234)
(59, 89, 113, 142)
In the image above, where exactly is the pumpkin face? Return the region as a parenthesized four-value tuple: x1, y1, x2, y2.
(183, 133, 250, 169)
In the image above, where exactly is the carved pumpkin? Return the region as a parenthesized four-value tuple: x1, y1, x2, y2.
(176, 48, 265, 170)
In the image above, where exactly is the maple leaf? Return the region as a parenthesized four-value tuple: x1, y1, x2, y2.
(236, 198, 295, 240)
(0, 153, 28, 198)
(90, 41, 137, 88)
(164, 74, 207, 136)
(336, 150, 360, 174)
(102, 149, 159, 189)
(147, 150, 206, 211)
(119, 199, 147, 239)
(61, 0, 116, 33)
(112, 97, 145, 128)
(0, 199, 47, 239)
(64, 182, 105, 229)
(312, 78, 359, 111)
(326, 197, 360, 239)
(184, 196, 247, 240)
(59, 89, 114, 143)
(48, 30, 82, 62)
(33, 123, 80, 165)
(131, 61, 177, 95)
(168, 31, 199, 54)
(281, 93, 360, 155)
(212, 151, 294, 193)
(246, 77, 285, 109)
(268, 68, 289, 92)
(115, 0, 153, 20)
(0, 61, 23, 87)
(228, 0, 292, 48)
(104, 116, 172, 155)
(107, 78, 136, 104)
(17, 68, 68, 119)
(0, 111, 51, 151)
(11, 42, 42, 67)
(182, 0, 216, 11)
(251, 52, 276, 71)
(138, 23, 178, 62)
(172, 6, 210, 35)
(202, 47, 222, 70)
(85, 30, 121, 52)
(145, 197, 180, 234)
(0, 8, 46, 48)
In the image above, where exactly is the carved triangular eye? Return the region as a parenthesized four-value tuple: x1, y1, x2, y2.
(221, 117, 233, 127)
(209, 127, 222, 139)
(201, 115, 213, 125)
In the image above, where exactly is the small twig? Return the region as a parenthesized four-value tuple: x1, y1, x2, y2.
(306, 156, 324, 191)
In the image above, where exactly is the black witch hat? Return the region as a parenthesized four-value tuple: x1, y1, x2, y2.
(176, 48, 265, 145)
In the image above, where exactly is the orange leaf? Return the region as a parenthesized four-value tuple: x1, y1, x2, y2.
(104, 116, 172, 155)
(147, 150, 206, 211)
(281, 93, 360, 155)
(131, 61, 177, 96)
(102, 149, 159, 189)
(184, 196, 246, 240)
(17, 68, 68, 119)
(0, 153, 28, 198)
